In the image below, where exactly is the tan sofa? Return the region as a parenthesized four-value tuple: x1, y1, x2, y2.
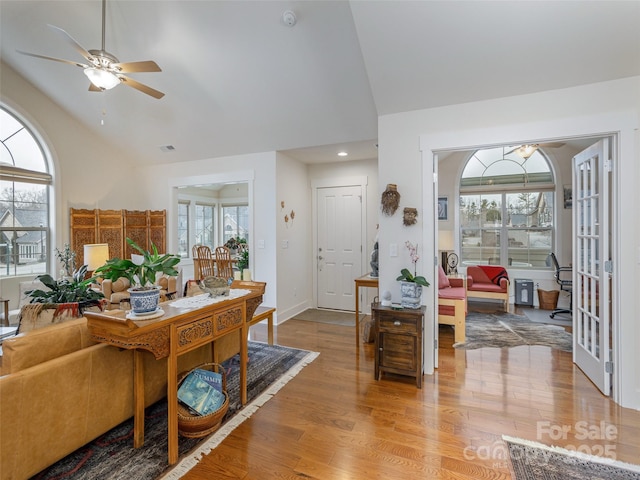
(0, 317, 209, 480)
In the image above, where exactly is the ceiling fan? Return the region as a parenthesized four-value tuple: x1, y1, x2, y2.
(504, 142, 565, 159)
(17, 0, 164, 99)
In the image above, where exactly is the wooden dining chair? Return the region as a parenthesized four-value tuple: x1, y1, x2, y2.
(194, 245, 215, 280)
(214, 246, 234, 280)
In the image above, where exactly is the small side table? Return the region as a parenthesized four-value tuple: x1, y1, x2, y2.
(0, 298, 9, 327)
(373, 303, 425, 388)
(354, 274, 379, 346)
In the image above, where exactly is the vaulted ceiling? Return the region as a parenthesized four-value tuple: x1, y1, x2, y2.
(1, 1, 638, 165)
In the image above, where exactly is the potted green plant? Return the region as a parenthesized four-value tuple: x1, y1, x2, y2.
(396, 241, 430, 309)
(20, 265, 106, 332)
(237, 249, 249, 272)
(94, 238, 180, 314)
(27, 265, 105, 308)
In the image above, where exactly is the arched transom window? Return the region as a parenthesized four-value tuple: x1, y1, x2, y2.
(0, 106, 51, 277)
(459, 145, 555, 269)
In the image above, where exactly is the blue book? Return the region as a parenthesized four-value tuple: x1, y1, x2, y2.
(192, 368, 223, 393)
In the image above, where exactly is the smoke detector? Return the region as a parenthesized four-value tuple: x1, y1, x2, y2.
(282, 10, 296, 27)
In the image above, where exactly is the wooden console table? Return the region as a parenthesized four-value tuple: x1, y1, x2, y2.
(354, 274, 379, 346)
(85, 284, 264, 465)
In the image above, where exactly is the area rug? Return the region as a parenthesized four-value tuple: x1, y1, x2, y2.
(292, 308, 355, 326)
(522, 307, 572, 327)
(32, 342, 319, 480)
(453, 311, 572, 351)
(503, 435, 640, 479)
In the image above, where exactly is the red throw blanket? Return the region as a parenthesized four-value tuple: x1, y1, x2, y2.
(478, 265, 509, 286)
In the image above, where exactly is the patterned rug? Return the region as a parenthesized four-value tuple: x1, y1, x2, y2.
(504, 435, 640, 479)
(31, 342, 319, 480)
(453, 311, 573, 351)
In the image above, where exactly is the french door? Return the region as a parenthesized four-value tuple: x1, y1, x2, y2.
(573, 139, 612, 395)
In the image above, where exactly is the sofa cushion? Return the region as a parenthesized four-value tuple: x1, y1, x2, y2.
(438, 265, 450, 289)
(1, 317, 96, 375)
(438, 286, 466, 300)
(467, 282, 506, 293)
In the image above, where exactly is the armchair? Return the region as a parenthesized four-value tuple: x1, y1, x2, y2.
(466, 265, 510, 311)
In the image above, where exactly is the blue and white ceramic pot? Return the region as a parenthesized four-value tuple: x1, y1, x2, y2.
(128, 286, 161, 314)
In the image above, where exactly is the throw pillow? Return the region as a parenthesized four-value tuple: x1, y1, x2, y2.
(438, 265, 450, 289)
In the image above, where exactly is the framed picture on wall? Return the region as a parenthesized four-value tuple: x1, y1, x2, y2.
(438, 196, 448, 220)
(563, 185, 572, 209)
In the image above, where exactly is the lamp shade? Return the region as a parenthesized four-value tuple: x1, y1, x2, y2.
(84, 244, 110, 271)
(438, 230, 454, 251)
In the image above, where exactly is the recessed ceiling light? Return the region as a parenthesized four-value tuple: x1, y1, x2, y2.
(337, 151, 348, 157)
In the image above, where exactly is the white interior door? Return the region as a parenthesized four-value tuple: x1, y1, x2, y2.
(316, 186, 362, 310)
(573, 139, 611, 396)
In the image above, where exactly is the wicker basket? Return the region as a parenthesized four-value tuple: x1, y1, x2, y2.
(538, 289, 560, 310)
(177, 363, 229, 438)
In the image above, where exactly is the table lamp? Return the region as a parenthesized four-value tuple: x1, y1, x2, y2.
(438, 230, 454, 272)
(84, 243, 110, 274)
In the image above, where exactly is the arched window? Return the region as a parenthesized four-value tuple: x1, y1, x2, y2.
(459, 145, 555, 268)
(0, 105, 52, 277)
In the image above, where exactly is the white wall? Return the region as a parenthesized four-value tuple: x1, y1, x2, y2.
(379, 76, 640, 409)
(275, 153, 312, 320)
(140, 152, 278, 310)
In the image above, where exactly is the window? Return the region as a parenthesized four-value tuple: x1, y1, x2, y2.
(1, 106, 51, 277)
(459, 146, 555, 268)
(195, 203, 215, 248)
(177, 201, 189, 258)
(222, 204, 249, 244)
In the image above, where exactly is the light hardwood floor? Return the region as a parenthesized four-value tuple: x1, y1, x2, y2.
(181, 304, 640, 479)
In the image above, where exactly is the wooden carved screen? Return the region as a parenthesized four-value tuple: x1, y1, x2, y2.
(70, 209, 166, 266)
(149, 210, 166, 253)
(124, 210, 148, 258)
(70, 209, 96, 267)
(97, 210, 124, 260)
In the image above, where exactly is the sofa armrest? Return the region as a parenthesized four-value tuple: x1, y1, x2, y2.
(498, 277, 510, 291)
(449, 277, 464, 288)
(466, 275, 474, 288)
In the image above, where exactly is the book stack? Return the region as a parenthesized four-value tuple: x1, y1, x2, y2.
(177, 368, 225, 416)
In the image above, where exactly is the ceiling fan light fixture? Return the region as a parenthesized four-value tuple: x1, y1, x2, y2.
(84, 67, 120, 90)
(516, 144, 538, 160)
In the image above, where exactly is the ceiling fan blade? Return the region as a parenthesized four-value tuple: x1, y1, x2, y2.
(47, 24, 94, 63)
(119, 75, 165, 99)
(88, 83, 102, 92)
(16, 50, 88, 69)
(540, 142, 565, 148)
(112, 60, 161, 73)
